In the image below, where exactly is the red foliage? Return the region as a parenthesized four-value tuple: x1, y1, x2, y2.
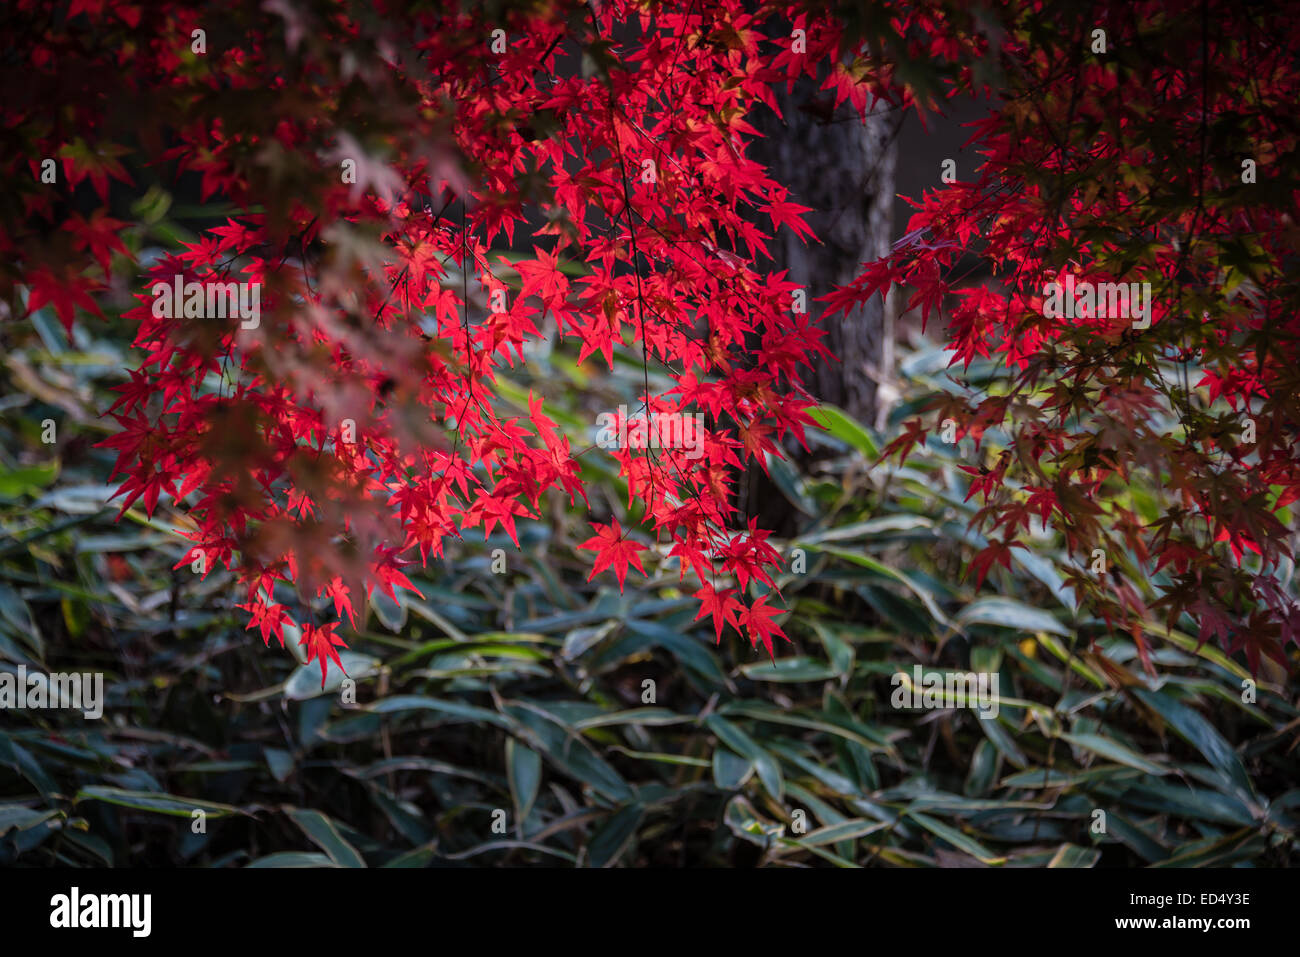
(832, 2, 1300, 669)
(4, 0, 1298, 682)
(6, 0, 886, 681)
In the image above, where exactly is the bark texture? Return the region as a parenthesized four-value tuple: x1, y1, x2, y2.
(738, 75, 901, 535)
(748, 76, 900, 430)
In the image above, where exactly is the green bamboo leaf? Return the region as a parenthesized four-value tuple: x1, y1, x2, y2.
(1126, 781, 1258, 827)
(586, 804, 643, 867)
(246, 852, 340, 868)
(284, 651, 380, 700)
(1059, 733, 1170, 776)
(1046, 843, 1101, 868)
(740, 657, 839, 682)
(908, 812, 1001, 864)
(1132, 688, 1254, 798)
(712, 749, 754, 789)
(264, 747, 294, 783)
(368, 588, 407, 631)
(764, 450, 816, 515)
(955, 597, 1071, 636)
(809, 404, 880, 458)
(705, 715, 783, 800)
(720, 701, 892, 751)
(0, 462, 59, 499)
(442, 840, 577, 863)
(798, 515, 934, 546)
(789, 818, 888, 847)
(283, 807, 366, 867)
(0, 805, 59, 835)
(504, 703, 632, 803)
(1106, 811, 1172, 863)
(1150, 828, 1265, 868)
(366, 695, 514, 730)
(572, 708, 689, 730)
(506, 739, 542, 824)
(76, 786, 242, 818)
(803, 544, 949, 626)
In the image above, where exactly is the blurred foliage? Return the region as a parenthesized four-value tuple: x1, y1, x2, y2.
(1, 200, 1298, 868)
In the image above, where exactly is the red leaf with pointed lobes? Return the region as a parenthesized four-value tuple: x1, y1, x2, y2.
(16, 0, 1294, 679)
(578, 520, 648, 592)
(738, 594, 788, 660)
(300, 622, 349, 689)
(694, 583, 743, 644)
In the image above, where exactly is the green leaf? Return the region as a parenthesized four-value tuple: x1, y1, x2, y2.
(75, 786, 242, 818)
(965, 739, 998, 797)
(908, 812, 1001, 864)
(712, 749, 754, 789)
(705, 715, 783, 800)
(285, 651, 380, 700)
(62, 829, 114, 866)
(442, 839, 577, 864)
(586, 804, 643, 867)
(1010, 550, 1074, 610)
(798, 515, 934, 546)
(1106, 811, 1172, 863)
(369, 588, 407, 631)
(1149, 828, 1265, 868)
(0, 733, 56, 798)
(264, 747, 294, 783)
(506, 739, 542, 825)
(504, 703, 633, 803)
(1058, 733, 1169, 776)
(740, 657, 839, 682)
(616, 619, 729, 686)
(366, 695, 514, 730)
(723, 798, 781, 847)
(0, 584, 41, 659)
(804, 545, 949, 626)
(955, 597, 1071, 636)
(382, 847, 438, 868)
(1132, 688, 1254, 798)
(809, 404, 879, 458)
(0, 805, 59, 835)
(31, 483, 116, 515)
(812, 622, 855, 677)
(789, 818, 887, 847)
(283, 807, 367, 867)
(0, 462, 59, 500)
(246, 852, 341, 868)
(561, 620, 619, 660)
(613, 747, 709, 768)
(765, 450, 816, 516)
(720, 701, 892, 751)
(0, 585, 36, 635)
(571, 708, 689, 730)
(1125, 781, 1258, 827)
(1046, 843, 1101, 868)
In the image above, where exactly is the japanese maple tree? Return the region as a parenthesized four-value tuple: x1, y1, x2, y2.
(6, 0, 870, 675)
(3, 0, 1297, 681)
(839, 0, 1300, 673)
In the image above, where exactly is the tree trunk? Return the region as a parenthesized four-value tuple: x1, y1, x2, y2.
(749, 76, 900, 431)
(739, 76, 900, 533)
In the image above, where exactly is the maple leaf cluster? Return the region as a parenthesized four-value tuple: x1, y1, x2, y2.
(3, 0, 914, 681)
(5, 0, 1297, 681)
(843, 1, 1300, 672)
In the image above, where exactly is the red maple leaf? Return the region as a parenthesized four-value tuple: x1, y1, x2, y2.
(965, 539, 1025, 590)
(26, 266, 104, 334)
(578, 520, 648, 591)
(738, 594, 787, 660)
(693, 583, 743, 644)
(299, 622, 349, 688)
